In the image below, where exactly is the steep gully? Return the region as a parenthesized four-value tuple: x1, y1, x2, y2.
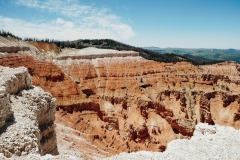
(0, 39, 240, 157)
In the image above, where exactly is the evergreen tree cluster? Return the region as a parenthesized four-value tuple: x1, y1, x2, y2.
(52, 40, 85, 49)
(24, 37, 55, 43)
(0, 30, 22, 40)
(24, 38, 86, 49)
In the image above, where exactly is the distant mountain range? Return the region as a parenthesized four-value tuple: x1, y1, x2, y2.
(144, 47, 240, 63)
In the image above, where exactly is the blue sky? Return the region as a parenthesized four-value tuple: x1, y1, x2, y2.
(0, 0, 240, 49)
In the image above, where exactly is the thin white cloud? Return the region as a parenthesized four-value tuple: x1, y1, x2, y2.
(0, 16, 134, 41)
(0, 0, 135, 41)
(16, 0, 93, 18)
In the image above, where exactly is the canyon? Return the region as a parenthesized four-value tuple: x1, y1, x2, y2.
(55, 53, 240, 154)
(0, 36, 240, 159)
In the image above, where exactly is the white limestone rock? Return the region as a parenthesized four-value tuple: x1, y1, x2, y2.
(0, 66, 58, 158)
(104, 123, 240, 160)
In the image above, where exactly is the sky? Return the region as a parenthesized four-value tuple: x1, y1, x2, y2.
(0, 0, 240, 49)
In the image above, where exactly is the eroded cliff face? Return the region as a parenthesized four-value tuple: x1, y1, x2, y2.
(0, 53, 87, 108)
(1, 36, 240, 157)
(55, 57, 240, 154)
(0, 36, 49, 60)
(27, 41, 61, 54)
(0, 66, 58, 158)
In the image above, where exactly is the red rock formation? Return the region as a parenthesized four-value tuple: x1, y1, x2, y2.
(1, 37, 240, 156)
(27, 41, 61, 54)
(0, 53, 86, 107)
(55, 57, 240, 155)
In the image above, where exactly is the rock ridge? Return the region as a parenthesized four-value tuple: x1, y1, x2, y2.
(56, 47, 139, 60)
(0, 66, 58, 158)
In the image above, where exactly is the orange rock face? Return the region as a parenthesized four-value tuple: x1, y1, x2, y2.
(55, 57, 240, 154)
(27, 41, 61, 54)
(1, 38, 240, 157)
(0, 53, 86, 107)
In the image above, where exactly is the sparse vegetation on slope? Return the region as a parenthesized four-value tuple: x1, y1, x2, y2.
(51, 39, 223, 65)
(0, 30, 223, 65)
(0, 30, 22, 40)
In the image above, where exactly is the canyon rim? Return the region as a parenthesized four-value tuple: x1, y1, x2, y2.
(0, 0, 240, 159)
(0, 35, 240, 159)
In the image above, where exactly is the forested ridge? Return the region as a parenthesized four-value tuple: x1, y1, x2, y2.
(0, 30, 223, 65)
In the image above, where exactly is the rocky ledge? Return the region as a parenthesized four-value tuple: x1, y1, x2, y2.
(104, 123, 240, 160)
(56, 47, 139, 60)
(0, 66, 58, 158)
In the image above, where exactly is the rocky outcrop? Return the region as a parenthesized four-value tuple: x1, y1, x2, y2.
(0, 65, 32, 128)
(0, 36, 51, 60)
(26, 41, 61, 60)
(56, 47, 139, 60)
(104, 123, 240, 160)
(0, 66, 58, 158)
(0, 37, 29, 53)
(0, 53, 86, 108)
(0, 79, 13, 129)
(27, 41, 61, 54)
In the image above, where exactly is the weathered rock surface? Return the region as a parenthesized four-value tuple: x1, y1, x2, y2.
(0, 121, 110, 160)
(0, 36, 49, 60)
(56, 56, 240, 155)
(1, 36, 240, 158)
(0, 53, 86, 108)
(0, 36, 29, 53)
(0, 66, 58, 158)
(57, 47, 139, 60)
(104, 123, 240, 160)
(0, 85, 12, 129)
(27, 41, 61, 54)
(27, 41, 61, 60)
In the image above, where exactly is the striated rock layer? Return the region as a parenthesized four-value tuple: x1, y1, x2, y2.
(27, 41, 61, 54)
(57, 47, 139, 60)
(55, 56, 240, 155)
(1, 36, 240, 157)
(0, 53, 87, 107)
(0, 66, 58, 158)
